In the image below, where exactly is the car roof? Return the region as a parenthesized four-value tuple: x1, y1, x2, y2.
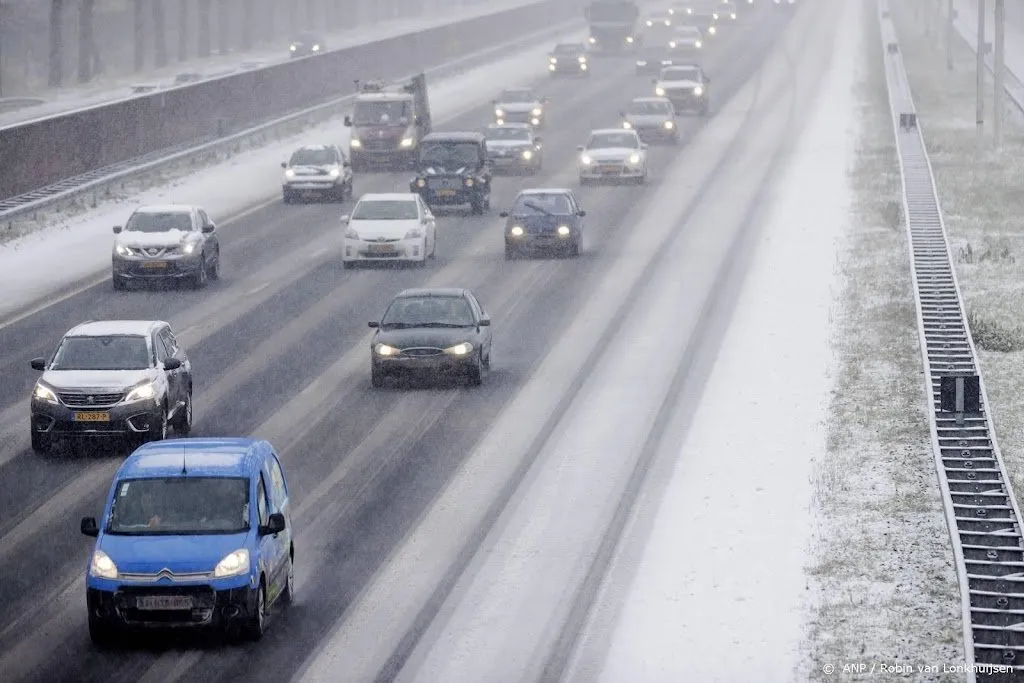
(116, 438, 268, 480)
(421, 132, 485, 143)
(497, 88, 537, 98)
(663, 64, 701, 71)
(133, 204, 194, 214)
(590, 128, 639, 135)
(355, 92, 411, 101)
(395, 287, 469, 298)
(487, 122, 532, 130)
(631, 96, 673, 104)
(518, 188, 573, 196)
(294, 144, 333, 151)
(552, 43, 585, 50)
(357, 192, 418, 201)
(65, 320, 166, 337)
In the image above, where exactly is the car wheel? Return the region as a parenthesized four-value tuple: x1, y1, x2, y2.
(244, 582, 267, 641)
(283, 190, 294, 204)
(504, 244, 517, 260)
(147, 405, 168, 443)
(31, 431, 51, 454)
(466, 354, 485, 386)
(208, 251, 220, 281)
(173, 390, 192, 435)
(470, 198, 484, 215)
(346, 179, 354, 200)
(371, 365, 385, 388)
(569, 240, 581, 257)
(89, 615, 116, 648)
(282, 552, 295, 605)
(112, 275, 126, 291)
(191, 258, 208, 289)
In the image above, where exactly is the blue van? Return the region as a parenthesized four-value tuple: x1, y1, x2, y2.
(80, 438, 294, 645)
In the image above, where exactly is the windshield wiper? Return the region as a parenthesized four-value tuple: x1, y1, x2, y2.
(419, 322, 468, 328)
(522, 201, 555, 216)
(382, 322, 416, 329)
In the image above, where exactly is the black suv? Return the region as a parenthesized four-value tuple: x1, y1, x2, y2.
(410, 132, 492, 215)
(29, 320, 193, 453)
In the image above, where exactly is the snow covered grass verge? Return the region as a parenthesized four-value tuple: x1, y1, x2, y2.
(891, 0, 1024, 504)
(799, 3, 964, 679)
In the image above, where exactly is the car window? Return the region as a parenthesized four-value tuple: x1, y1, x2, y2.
(553, 44, 582, 54)
(382, 296, 476, 327)
(419, 142, 480, 170)
(125, 211, 192, 233)
(107, 477, 250, 535)
(512, 193, 572, 215)
(663, 67, 701, 80)
(289, 147, 337, 166)
(487, 127, 532, 141)
(163, 328, 180, 355)
(51, 335, 150, 371)
(351, 100, 412, 125)
(256, 476, 269, 526)
(152, 333, 169, 362)
(587, 132, 639, 149)
(629, 101, 672, 115)
(351, 199, 419, 220)
(466, 293, 484, 318)
(498, 89, 535, 102)
(267, 453, 288, 509)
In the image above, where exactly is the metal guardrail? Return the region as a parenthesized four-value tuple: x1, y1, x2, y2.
(950, 5, 1024, 117)
(879, 2, 1024, 680)
(0, 18, 580, 227)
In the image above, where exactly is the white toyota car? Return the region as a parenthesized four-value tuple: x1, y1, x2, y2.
(341, 193, 437, 267)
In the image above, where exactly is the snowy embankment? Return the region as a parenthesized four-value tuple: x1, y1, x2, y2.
(0, 29, 581, 323)
(891, 0, 1024, 509)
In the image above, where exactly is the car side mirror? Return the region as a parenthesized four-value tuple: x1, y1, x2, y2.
(163, 358, 182, 370)
(414, 115, 422, 125)
(201, 223, 215, 233)
(343, 115, 353, 126)
(340, 214, 350, 223)
(705, 76, 711, 82)
(280, 161, 287, 169)
(499, 211, 509, 218)
(577, 144, 585, 151)
(479, 318, 491, 327)
(260, 512, 286, 536)
(81, 516, 99, 537)
(534, 136, 542, 144)
(577, 210, 586, 217)
(619, 111, 625, 118)
(491, 99, 498, 104)
(343, 159, 351, 167)
(651, 77, 658, 84)
(368, 321, 379, 328)
(112, 226, 122, 234)
(30, 357, 46, 370)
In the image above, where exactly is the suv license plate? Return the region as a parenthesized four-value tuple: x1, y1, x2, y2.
(436, 189, 457, 197)
(74, 412, 110, 422)
(141, 261, 167, 269)
(137, 596, 193, 610)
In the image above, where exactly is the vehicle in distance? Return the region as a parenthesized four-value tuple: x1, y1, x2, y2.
(29, 320, 192, 454)
(669, 25, 703, 51)
(411, 132, 492, 214)
(548, 43, 590, 76)
(340, 193, 436, 267)
(80, 438, 294, 645)
(584, 0, 641, 52)
(485, 123, 543, 174)
(111, 205, 220, 290)
(289, 32, 325, 57)
(668, 3, 694, 16)
(368, 288, 493, 387)
(344, 74, 432, 171)
(773, 0, 796, 5)
(578, 128, 649, 185)
(644, 11, 674, 27)
(501, 189, 586, 259)
(635, 52, 677, 75)
(493, 87, 548, 127)
(714, 1, 738, 19)
(654, 64, 710, 115)
(281, 144, 353, 204)
(621, 97, 680, 144)
(689, 11, 718, 37)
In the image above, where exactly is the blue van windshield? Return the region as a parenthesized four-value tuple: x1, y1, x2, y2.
(107, 477, 250, 535)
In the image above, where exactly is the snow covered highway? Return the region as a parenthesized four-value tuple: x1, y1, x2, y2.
(0, 0, 887, 681)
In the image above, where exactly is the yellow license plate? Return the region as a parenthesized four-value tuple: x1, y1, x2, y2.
(368, 244, 396, 253)
(74, 412, 110, 422)
(141, 261, 167, 269)
(436, 189, 457, 197)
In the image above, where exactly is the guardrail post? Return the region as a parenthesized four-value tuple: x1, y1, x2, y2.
(940, 375, 981, 426)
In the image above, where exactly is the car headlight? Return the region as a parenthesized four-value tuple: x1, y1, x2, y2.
(694, 85, 704, 96)
(400, 137, 413, 148)
(345, 228, 360, 239)
(214, 549, 250, 578)
(655, 87, 665, 96)
(495, 108, 504, 117)
(646, 19, 653, 25)
(578, 56, 586, 63)
(115, 244, 130, 256)
(329, 167, 341, 177)
(416, 178, 426, 188)
(695, 40, 702, 47)
(183, 242, 197, 254)
(623, 121, 632, 129)
(290, 45, 297, 51)
(637, 59, 648, 66)
(125, 382, 156, 402)
(375, 343, 399, 356)
(669, 41, 677, 48)
(664, 120, 674, 129)
(530, 117, 540, 126)
(522, 150, 533, 160)
(550, 57, 557, 64)
(580, 154, 592, 165)
(629, 153, 641, 164)
(532, 107, 542, 116)
(464, 178, 474, 187)
(33, 383, 57, 403)
(626, 36, 634, 43)
(731, 12, 737, 18)
(549, 64, 556, 71)
(284, 168, 295, 178)
(580, 63, 587, 70)
(312, 44, 321, 51)
(350, 139, 362, 148)
(708, 26, 716, 34)
(588, 36, 596, 43)
(90, 550, 118, 579)
(510, 226, 524, 236)
(713, 12, 719, 18)
(557, 225, 571, 236)
(405, 227, 423, 239)
(444, 342, 473, 356)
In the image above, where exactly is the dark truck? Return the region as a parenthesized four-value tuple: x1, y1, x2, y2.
(344, 74, 432, 171)
(584, 0, 641, 54)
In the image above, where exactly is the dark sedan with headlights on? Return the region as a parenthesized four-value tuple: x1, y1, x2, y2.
(368, 288, 493, 388)
(501, 188, 586, 259)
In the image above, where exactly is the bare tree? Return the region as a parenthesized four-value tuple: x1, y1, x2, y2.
(153, 0, 168, 67)
(133, 0, 145, 71)
(241, 0, 253, 50)
(197, 0, 211, 57)
(48, 0, 63, 86)
(216, 0, 229, 55)
(178, 0, 189, 61)
(77, 0, 95, 82)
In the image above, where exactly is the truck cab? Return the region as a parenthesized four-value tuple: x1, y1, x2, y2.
(584, 0, 641, 53)
(344, 74, 432, 171)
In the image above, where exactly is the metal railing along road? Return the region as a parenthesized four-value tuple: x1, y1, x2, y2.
(879, 1, 1024, 680)
(950, 1, 1024, 117)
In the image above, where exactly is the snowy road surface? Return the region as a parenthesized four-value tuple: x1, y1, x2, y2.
(0, 2, 825, 681)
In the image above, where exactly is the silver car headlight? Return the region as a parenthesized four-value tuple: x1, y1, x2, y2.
(214, 549, 250, 578)
(629, 153, 641, 164)
(557, 225, 571, 236)
(404, 227, 423, 239)
(416, 178, 426, 188)
(695, 40, 703, 47)
(664, 120, 674, 129)
(444, 342, 473, 356)
(183, 242, 197, 254)
(522, 150, 533, 160)
(90, 550, 118, 579)
(290, 45, 297, 51)
(510, 226, 524, 236)
(350, 139, 362, 148)
(694, 86, 704, 96)
(345, 228, 360, 239)
(375, 343, 400, 356)
(623, 121, 632, 129)
(125, 382, 156, 402)
(655, 87, 665, 96)
(284, 168, 295, 178)
(329, 167, 341, 177)
(669, 41, 677, 48)
(34, 383, 57, 403)
(400, 138, 413, 148)
(312, 44, 321, 52)
(531, 107, 542, 116)
(708, 25, 716, 34)
(578, 56, 587, 63)
(580, 154, 592, 165)
(550, 57, 557, 64)
(495, 108, 505, 117)
(115, 244, 130, 256)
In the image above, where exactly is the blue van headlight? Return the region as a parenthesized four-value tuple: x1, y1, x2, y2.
(90, 550, 118, 579)
(214, 549, 250, 578)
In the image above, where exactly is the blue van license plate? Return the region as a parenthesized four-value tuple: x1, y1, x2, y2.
(138, 595, 193, 610)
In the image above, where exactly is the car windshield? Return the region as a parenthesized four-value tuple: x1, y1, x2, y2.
(351, 199, 419, 220)
(646, 15, 672, 24)
(107, 477, 250, 535)
(675, 26, 700, 35)
(498, 89, 535, 103)
(419, 142, 480, 170)
(587, 132, 639, 149)
(292, 33, 321, 44)
(290, 147, 336, 165)
(629, 101, 672, 115)
(381, 296, 475, 328)
(352, 100, 412, 125)
(663, 67, 700, 81)
(512, 193, 572, 215)
(125, 211, 191, 233)
(487, 127, 531, 141)
(553, 44, 583, 55)
(50, 335, 150, 371)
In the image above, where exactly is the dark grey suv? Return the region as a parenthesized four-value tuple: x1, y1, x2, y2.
(29, 320, 193, 453)
(111, 204, 221, 290)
